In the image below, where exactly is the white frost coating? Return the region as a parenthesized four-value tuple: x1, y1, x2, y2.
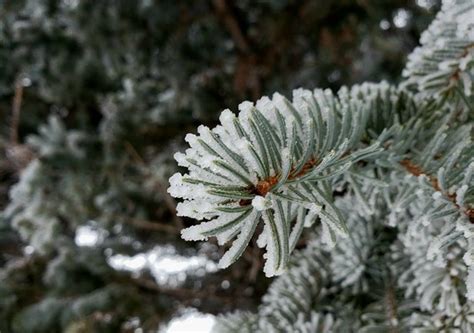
(438, 59, 455, 71)
(303, 203, 322, 227)
(427, 237, 442, 260)
(415, 188, 424, 196)
(181, 212, 244, 241)
(252, 195, 271, 211)
(236, 137, 250, 151)
(279, 148, 291, 181)
(237, 101, 254, 136)
(173, 152, 189, 167)
(219, 108, 235, 124)
(176, 200, 214, 219)
(219, 109, 242, 144)
(216, 222, 241, 246)
(236, 138, 264, 178)
(197, 125, 217, 146)
(272, 92, 290, 117)
(238, 100, 254, 113)
(441, 275, 452, 291)
(403, 0, 474, 99)
(285, 119, 297, 150)
(308, 203, 322, 214)
(467, 267, 474, 301)
(432, 191, 443, 200)
(207, 126, 255, 179)
(459, 53, 472, 71)
(184, 133, 198, 145)
(261, 213, 282, 277)
(218, 211, 259, 269)
(449, 267, 459, 277)
(168, 173, 200, 200)
(456, 185, 468, 206)
(292, 88, 313, 112)
(321, 220, 336, 248)
(464, 250, 474, 266)
(180, 225, 207, 241)
(463, 162, 474, 186)
(212, 124, 226, 137)
(168, 173, 183, 190)
(303, 211, 318, 228)
(461, 71, 473, 96)
(256, 96, 275, 120)
(289, 209, 305, 252)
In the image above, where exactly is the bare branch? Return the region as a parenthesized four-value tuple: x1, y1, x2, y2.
(10, 78, 24, 145)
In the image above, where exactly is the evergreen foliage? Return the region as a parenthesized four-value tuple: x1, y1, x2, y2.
(0, 0, 462, 332)
(169, 0, 474, 331)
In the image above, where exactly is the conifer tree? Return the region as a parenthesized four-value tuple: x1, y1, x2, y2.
(168, 0, 474, 331)
(0, 0, 464, 332)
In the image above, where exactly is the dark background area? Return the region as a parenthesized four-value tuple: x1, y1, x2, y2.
(0, 0, 438, 332)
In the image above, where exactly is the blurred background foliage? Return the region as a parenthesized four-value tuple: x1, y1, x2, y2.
(0, 0, 438, 332)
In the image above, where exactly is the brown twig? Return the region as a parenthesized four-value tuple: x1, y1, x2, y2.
(212, 0, 261, 99)
(384, 281, 400, 333)
(10, 78, 24, 145)
(448, 43, 474, 89)
(212, 0, 251, 54)
(400, 159, 473, 222)
(4, 77, 35, 171)
(239, 157, 319, 206)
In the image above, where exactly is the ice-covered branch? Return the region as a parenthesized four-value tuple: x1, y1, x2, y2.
(402, 0, 474, 100)
(168, 86, 385, 276)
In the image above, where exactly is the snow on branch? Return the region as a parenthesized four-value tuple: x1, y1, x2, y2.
(402, 0, 474, 99)
(168, 87, 384, 276)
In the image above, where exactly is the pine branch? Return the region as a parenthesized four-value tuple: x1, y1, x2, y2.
(402, 0, 474, 100)
(206, 0, 474, 330)
(400, 159, 474, 222)
(168, 85, 388, 276)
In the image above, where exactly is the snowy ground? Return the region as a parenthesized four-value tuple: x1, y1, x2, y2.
(164, 310, 215, 333)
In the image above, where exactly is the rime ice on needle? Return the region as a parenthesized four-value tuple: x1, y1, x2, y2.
(402, 0, 474, 98)
(168, 88, 381, 276)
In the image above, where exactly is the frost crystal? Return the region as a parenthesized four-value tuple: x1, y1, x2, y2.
(251, 196, 271, 211)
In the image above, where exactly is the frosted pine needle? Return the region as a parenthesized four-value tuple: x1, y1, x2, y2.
(168, 88, 381, 276)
